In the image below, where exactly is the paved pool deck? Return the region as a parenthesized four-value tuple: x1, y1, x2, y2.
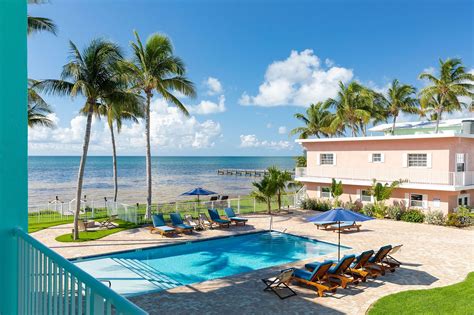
(32, 210, 474, 314)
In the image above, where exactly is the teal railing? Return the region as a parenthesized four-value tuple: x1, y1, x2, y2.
(15, 229, 147, 315)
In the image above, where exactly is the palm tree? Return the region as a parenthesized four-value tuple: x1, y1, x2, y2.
(267, 166, 294, 211)
(419, 58, 474, 133)
(35, 39, 123, 240)
(120, 31, 196, 219)
(369, 179, 403, 204)
(28, 0, 57, 35)
(376, 79, 418, 135)
(28, 79, 54, 128)
(290, 102, 334, 139)
(251, 175, 278, 214)
(324, 81, 375, 136)
(330, 178, 343, 206)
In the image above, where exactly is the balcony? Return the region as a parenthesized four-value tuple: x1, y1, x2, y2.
(295, 167, 474, 187)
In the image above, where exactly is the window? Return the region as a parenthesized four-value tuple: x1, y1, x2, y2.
(456, 154, 465, 172)
(410, 194, 423, 207)
(408, 154, 427, 167)
(361, 190, 372, 202)
(321, 187, 331, 198)
(372, 153, 382, 163)
(458, 194, 469, 206)
(320, 153, 334, 165)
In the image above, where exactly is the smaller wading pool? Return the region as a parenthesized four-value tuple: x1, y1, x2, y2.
(73, 231, 349, 296)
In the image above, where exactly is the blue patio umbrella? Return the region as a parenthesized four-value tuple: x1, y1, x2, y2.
(307, 208, 374, 261)
(180, 187, 217, 202)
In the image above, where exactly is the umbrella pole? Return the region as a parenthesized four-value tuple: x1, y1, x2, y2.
(338, 221, 341, 261)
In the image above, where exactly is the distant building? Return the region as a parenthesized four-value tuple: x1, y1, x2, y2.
(295, 118, 474, 214)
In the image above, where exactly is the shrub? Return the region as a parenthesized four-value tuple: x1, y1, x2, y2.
(446, 206, 473, 227)
(362, 203, 375, 217)
(386, 205, 403, 220)
(401, 209, 425, 223)
(373, 203, 388, 219)
(300, 198, 331, 212)
(424, 210, 445, 225)
(343, 201, 363, 213)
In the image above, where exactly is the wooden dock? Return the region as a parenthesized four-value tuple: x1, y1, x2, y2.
(217, 168, 294, 177)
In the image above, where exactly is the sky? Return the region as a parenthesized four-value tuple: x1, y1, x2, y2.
(28, 0, 474, 156)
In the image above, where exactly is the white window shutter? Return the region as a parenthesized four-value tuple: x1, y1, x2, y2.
(422, 194, 428, 209)
(405, 193, 410, 207)
(368, 154, 372, 163)
(356, 189, 361, 201)
(427, 153, 432, 168)
(381, 153, 385, 163)
(316, 186, 321, 198)
(402, 153, 408, 168)
(317, 154, 321, 165)
(333, 153, 337, 166)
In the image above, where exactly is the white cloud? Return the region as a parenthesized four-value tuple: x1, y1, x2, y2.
(29, 98, 222, 155)
(188, 95, 226, 115)
(239, 134, 292, 150)
(239, 49, 353, 107)
(278, 126, 287, 134)
(204, 77, 223, 95)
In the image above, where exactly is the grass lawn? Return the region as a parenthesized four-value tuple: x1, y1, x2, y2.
(368, 272, 474, 315)
(29, 219, 74, 233)
(55, 220, 139, 242)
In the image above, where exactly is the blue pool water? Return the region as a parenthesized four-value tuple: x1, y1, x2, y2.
(74, 231, 348, 296)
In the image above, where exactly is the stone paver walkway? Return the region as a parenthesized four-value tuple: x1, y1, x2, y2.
(33, 210, 474, 314)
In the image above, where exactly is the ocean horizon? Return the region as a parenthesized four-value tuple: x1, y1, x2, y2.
(28, 156, 296, 207)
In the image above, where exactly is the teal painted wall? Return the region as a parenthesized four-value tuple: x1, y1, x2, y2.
(0, 0, 27, 314)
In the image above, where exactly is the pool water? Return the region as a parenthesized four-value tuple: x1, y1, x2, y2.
(74, 231, 348, 296)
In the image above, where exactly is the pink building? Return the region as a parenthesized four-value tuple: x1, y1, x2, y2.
(295, 119, 474, 214)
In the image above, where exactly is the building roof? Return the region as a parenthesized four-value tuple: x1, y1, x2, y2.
(295, 132, 474, 143)
(368, 118, 474, 132)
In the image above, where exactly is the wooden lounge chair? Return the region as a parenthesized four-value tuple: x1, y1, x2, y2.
(365, 245, 394, 275)
(313, 221, 337, 230)
(306, 254, 358, 288)
(170, 213, 194, 233)
(208, 208, 231, 228)
(198, 213, 212, 229)
(346, 250, 378, 281)
(99, 215, 117, 229)
(224, 207, 248, 226)
(327, 221, 361, 232)
(184, 214, 201, 230)
(148, 213, 176, 237)
(383, 244, 403, 268)
(261, 269, 297, 299)
(291, 260, 339, 297)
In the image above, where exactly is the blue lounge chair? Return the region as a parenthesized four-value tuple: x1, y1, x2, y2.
(150, 214, 175, 237)
(306, 254, 357, 288)
(366, 245, 393, 275)
(170, 213, 194, 233)
(224, 207, 248, 225)
(208, 208, 231, 228)
(291, 260, 339, 297)
(346, 250, 375, 281)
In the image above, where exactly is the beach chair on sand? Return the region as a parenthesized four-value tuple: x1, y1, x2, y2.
(208, 208, 231, 228)
(170, 213, 194, 233)
(306, 254, 358, 288)
(365, 245, 394, 275)
(313, 221, 337, 230)
(346, 250, 377, 281)
(149, 214, 176, 237)
(261, 269, 297, 299)
(291, 260, 339, 297)
(198, 213, 212, 229)
(224, 207, 248, 226)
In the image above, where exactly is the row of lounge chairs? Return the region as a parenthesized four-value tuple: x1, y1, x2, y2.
(262, 244, 402, 299)
(149, 207, 248, 236)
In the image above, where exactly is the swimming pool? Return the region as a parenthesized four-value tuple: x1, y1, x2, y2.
(74, 231, 348, 296)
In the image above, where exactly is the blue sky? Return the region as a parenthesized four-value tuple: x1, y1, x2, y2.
(28, 0, 474, 156)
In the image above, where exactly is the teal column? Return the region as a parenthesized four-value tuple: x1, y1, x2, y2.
(0, 0, 27, 314)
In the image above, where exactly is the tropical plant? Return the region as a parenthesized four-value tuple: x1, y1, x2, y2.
(324, 81, 376, 136)
(294, 155, 307, 167)
(27, 0, 57, 36)
(120, 31, 196, 219)
(251, 175, 278, 214)
(28, 79, 54, 128)
(401, 209, 425, 223)
(35, 39, 124, 240)
(267, 166, 294, 211)
(424, 210, 445, 225)
(419, 58, 474, 133)
(330, 178, 343, 206)
(376, 79, 419, 135)
(369, 179, 403, 203)
(300, 198, 332, 212)
(386, 205, 403, 220)
(290, 102, 334, 138)
(362, 203, 375, 217)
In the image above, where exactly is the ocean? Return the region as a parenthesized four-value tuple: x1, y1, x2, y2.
(28, 156, 296, 206)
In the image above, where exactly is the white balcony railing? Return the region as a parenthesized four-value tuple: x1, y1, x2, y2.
(295, 167, 474, 187)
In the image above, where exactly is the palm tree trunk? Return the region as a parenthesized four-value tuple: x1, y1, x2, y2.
(267, 198, 272, 215)
(145, 92, 152, 219)
(73, 104, 94, 240)
(435, 108, 442, 133)
(391, 115, 397, 135)
(109, 122, 118, 202)
(277, 189, 281, 211)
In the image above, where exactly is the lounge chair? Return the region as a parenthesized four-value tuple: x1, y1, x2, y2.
(365, 245, 393, 275)
(306, 254, 357, 288)
(99, 214, 117, 229)
(149, 214, 176, 237)
(170, 213, 194, 233)
(383, 244, 403, 268)
(261, 269, 297, 299)
(313, 221, 337, 230)
(208, 208, 231, 228)
(198, 212, 212, 229)
(346, 250, 377, 281)
(291, 260, 339, 297)
(224, 207, 248, 225)
(327, 221, 361, 232)
(184, 214, 201, 230)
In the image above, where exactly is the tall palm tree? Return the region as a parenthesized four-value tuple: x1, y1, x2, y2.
(28, 0, 57, 35)
(251, 175, 278, 214)
(120, 31, 196, 219)
(267, 166, 293, 211)
(290, 102, 334, 139)
(419, 58, 474, 133)
(28, 79, 54, 128)
(324, 81, 375, 136)
(376, 79, 419, 135)
(35, 39, 124, 240)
